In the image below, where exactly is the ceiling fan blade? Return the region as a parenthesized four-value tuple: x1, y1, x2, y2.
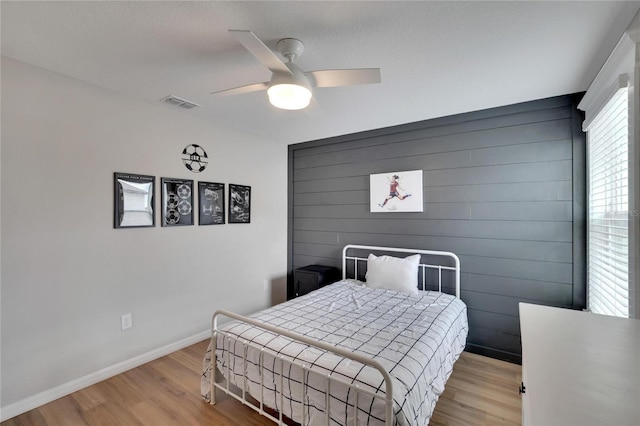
(211, 82, 268, 96)
(306, 68, 381, 88)
(229, 30, 292, 76)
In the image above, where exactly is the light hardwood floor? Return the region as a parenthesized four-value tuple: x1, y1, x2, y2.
(2, 340, 522, 425)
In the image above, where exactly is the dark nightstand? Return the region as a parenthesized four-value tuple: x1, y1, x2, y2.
(293, 265, 340, 298)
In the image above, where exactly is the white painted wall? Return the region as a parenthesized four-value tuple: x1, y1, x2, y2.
(0, 57, 288, 415)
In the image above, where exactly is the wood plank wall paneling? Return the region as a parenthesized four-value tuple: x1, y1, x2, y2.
(287, 94, 586, 364)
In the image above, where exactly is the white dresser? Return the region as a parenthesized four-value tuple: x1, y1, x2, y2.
(519, 303, 640, 426)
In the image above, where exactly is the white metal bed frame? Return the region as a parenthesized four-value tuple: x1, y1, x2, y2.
(209, 244, 461, 426)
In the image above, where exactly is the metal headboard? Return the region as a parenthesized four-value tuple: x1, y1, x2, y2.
(341, 244, 461, 298)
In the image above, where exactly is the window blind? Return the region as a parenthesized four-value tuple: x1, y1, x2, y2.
(587, 87, 629, 318)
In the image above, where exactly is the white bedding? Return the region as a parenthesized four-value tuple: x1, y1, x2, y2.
(202, 279, 468, 425)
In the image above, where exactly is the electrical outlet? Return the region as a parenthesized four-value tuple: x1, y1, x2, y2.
(263, 280, 268, 290)
(121, 313, 133, 330)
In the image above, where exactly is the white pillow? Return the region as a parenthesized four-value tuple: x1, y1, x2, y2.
(365, 253, 420, 295)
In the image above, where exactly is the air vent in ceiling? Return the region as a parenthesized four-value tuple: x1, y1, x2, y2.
(161, 95, 200, 110)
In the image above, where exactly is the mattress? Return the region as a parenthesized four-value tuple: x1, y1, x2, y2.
(202, 279, 468, 425)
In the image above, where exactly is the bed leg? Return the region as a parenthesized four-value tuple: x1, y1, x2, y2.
(210, 330, 217, 405)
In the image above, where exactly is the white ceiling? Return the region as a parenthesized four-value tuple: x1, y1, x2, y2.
(2, 1, 639, 145)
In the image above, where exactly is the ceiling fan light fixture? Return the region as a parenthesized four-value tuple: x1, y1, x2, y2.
(220, 31, 381, 109)
(267, 63, 312, 110)
(267, 83, 312, 110)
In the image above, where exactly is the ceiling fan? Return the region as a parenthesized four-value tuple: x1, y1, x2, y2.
(212, 30, 381, 110)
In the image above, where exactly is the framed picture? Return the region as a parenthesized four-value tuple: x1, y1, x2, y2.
(198, 182, 225, 225)
(228, 184, 251, 223)
(161, 177, 194, 226)
(114, 172, 155, 228)
(370, 170, 423, 212)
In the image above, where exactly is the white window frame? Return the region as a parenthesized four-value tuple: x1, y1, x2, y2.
(579, 24, 640, 319)
(586, 82, 630, 317)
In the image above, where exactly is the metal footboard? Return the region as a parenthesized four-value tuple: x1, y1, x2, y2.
(210, 309, 394, 425)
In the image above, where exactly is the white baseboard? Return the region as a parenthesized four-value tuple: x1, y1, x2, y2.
(0, 329, 211, 422)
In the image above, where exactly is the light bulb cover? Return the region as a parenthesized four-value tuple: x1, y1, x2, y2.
(267, 63, 312, 110)
(267, 83, 312, 110)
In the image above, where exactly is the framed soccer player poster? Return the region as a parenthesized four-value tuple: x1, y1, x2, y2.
(161, 177, 194, 226)
(370, 170, 423, 213)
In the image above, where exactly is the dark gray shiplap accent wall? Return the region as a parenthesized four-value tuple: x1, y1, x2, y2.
(287, 94, 586, 363)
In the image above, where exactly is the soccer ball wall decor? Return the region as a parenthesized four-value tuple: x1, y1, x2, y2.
(182, 144, 208, 173)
